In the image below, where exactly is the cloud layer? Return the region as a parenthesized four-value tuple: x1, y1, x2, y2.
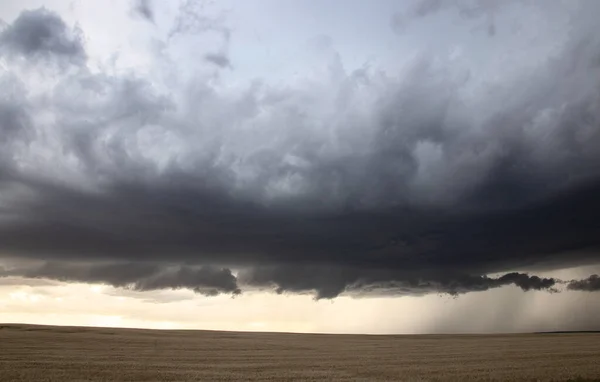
(1, 262, 240, 296)
(0, 7, 85, 66)
(568, 275, 600, 292)
(1, 2, 600, 298)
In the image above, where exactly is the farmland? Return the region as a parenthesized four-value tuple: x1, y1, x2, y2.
(1, 324, 599, 381)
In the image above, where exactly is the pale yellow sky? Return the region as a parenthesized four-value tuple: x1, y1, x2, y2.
(2, 265, 599, 334)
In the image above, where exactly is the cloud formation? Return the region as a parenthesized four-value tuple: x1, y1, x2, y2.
(240, 266, 559, 299)
(568, 275, 600, 292)
(1, 261, 559, 299)
(0, 8, 85, 66)
(0, 3, 599, 298)
(1, 262, 240, 296)
(204, 52, 230, 68)
(133, 0, 155, 23)
(392, 0, 525, 36)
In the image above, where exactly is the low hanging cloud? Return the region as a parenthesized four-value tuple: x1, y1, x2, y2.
(0, 261, 559, 299)
(0, 3, 599, 299)
(239, 266, 559, 299)
(568, 275, 600, 292)
(1, 262, 240, 296)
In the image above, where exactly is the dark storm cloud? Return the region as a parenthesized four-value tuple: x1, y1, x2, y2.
(239, 266, 558, 299)
(0, 8, 85, 65)
(568, 275, 600, 292)
(496, 273, 557, 292)
(0, 262, 240, 296)
(0, 3, 600, 298)
(1, 259, 559, 299)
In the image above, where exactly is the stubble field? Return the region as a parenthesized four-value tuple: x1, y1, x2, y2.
(0, 324, 599, 381)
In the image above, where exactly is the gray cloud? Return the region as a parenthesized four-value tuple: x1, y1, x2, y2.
(568, 275, 600, 292)
(1, 260, 561, 299)
(133, 0, 154, 23)
(204, 52, 231, 68)
(392, 0, 445, 32)
(496, 273, 557, 292)
(168, 0, 230, 41)
(239, 266, 559, 299)
(0, 8, 85, 65)
(1, 262, 240, 296)
(0, 3, 599, 298)
(0, 100, 32, 144)
(392, 0, 518, 36)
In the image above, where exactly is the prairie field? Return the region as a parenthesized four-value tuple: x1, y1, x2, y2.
(1, 324, 599, 381)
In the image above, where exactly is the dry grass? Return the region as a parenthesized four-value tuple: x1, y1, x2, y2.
(1, 324, 599, 381)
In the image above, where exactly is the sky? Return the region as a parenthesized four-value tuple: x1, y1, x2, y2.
(0, 0, 600, 334)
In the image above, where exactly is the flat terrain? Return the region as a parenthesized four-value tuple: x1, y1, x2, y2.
(1, 324, 599, 381)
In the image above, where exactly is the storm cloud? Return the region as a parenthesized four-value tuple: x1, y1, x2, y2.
(239, 267, 559, 299)
(1, 262, 240, 296)
(0, 2, 599, 299)
(568, 275, 600, 292)
(0, 261, 558, 299)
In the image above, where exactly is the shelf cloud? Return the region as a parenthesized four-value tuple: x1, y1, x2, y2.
(1, 2, 600, 299)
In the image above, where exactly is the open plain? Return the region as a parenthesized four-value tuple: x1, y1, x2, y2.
(1, 324, 599, 381)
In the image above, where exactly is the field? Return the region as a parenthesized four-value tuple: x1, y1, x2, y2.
(1, 324, 599, 381)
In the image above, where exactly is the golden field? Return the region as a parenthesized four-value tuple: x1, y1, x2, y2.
(1, 324, 599, 381)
